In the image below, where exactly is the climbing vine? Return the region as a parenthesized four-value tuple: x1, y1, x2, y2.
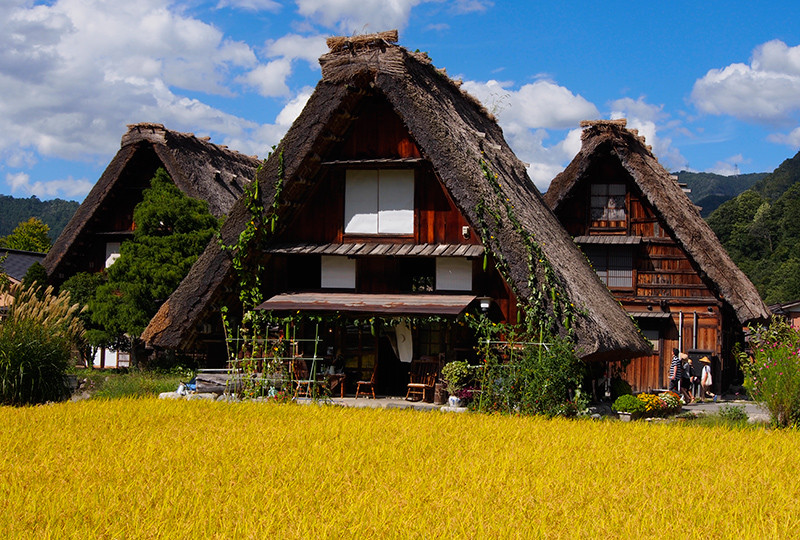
(217, 149, 285, 366)
(474, 155, 578, 338)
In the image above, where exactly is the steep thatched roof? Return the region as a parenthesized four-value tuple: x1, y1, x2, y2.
(545, 120, 770, 325)
(43, 123, 260, 280)
(143, 33, 649, 362)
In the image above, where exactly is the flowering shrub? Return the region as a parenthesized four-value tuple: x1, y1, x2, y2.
(658, 391, 681, 412)
(637, 393, 667, 414)
(738, 318, 800, 427)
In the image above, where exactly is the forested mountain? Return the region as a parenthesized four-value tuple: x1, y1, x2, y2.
(707, 150, 800, 305)
(0, 195, 79, 241)
(674, 170, 767, 217)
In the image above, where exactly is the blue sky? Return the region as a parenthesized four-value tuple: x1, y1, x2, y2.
(2, 0, 800, 201)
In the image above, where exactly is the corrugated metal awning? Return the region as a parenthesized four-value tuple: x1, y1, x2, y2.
(264, 242, 485, 258)
(574, 235, 642, 245)
(256, 292, 477, 316)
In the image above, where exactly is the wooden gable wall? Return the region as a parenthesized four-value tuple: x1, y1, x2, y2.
(57, 146, 160, 280)
(262, 95, 518, 323)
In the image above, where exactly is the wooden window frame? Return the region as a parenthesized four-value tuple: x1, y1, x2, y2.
(343, 168, 415, 237)
(589, 183, 628, 233)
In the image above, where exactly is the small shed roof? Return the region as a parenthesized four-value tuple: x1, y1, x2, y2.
(0, 248, 46, 283)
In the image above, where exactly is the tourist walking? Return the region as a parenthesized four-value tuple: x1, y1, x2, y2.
(700, 356, 716, 402)
(669, 348, 682, 394)
(678, 352, 693, 404)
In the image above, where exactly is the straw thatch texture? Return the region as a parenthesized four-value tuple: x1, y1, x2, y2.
(43, 123, 260, 282)
(143, 36, 650, 361)
(544, 120, 770, 325)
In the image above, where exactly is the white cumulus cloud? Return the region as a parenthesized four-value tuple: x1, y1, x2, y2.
(708, 154, 749, 176)
(461, 78, 597, 190)
(265, 34, 328, 65)
(767, 126, 800, 148)
(295, 0, 422, 33)
(0, 0, 323, 198)
(7, 171, 94, 199)
(691, 40, 800, 126)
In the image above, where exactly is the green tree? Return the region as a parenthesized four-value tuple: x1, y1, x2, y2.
(89, 169, 219, 362)
(0, 254, 8, 288)
(22, 261, 49, 298)
(0, 217, 52, 252)
(61, 271, 108, 366)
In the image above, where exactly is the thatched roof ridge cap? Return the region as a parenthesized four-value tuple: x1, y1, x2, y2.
(580, 118, 627, 128)
(326, 30, 399, 53)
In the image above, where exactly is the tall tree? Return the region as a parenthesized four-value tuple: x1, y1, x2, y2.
(0, 217, 52, 252)
(89, 169, 220, 357)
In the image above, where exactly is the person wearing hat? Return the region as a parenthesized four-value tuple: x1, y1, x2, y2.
(699, 356, 716, 402)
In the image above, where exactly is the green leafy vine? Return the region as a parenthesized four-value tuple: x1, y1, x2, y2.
(475, 156, 577, 338)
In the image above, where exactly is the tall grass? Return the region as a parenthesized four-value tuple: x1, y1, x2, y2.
(73, 369, 185, 399)
(1, 400, 798, 538)
(0, 283, 84, 405)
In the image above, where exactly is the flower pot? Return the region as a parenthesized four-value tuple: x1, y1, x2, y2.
(448, 395, 462, 408)
(617, 411, 640, 422)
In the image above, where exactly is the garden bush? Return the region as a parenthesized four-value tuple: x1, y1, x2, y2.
(609, 376, 632, 401)
(612, 394, 645, 414)
(0, 282, 85, 405)
(738, 318, 800, 427)
(718, 404, 748, 423)
(475, 330, 586, 417)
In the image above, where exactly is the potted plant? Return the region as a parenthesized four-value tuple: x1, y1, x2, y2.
(611, 394, 646, 421)
(441, 360, 471, 407)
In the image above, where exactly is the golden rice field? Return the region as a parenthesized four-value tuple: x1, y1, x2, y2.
(1, 400, 798, 539)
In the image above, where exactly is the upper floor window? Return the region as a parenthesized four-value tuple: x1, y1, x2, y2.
(590, 183, 626, 230)
(585, 246, 633, 289)
(344, 169, 414, 235)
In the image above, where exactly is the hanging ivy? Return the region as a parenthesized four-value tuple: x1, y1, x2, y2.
(474, 155, 578, 338)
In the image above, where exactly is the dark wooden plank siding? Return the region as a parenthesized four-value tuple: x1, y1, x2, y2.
(555, 155, 727, 392)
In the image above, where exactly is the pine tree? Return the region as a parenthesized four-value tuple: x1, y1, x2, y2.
(88, 169, 220, 355)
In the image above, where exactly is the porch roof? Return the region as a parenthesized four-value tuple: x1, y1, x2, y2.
(263, 242, 485, 258)
(629, 311, 673, 319)
(255, 292, 477, 316)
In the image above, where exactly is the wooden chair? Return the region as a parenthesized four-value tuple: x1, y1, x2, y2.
(292, 358, 318, 398)
(405, 356, 439, 402)
(355, 361, 378, 399)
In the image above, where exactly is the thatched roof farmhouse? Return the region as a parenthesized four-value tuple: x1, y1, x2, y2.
(142, 31, 649, 368)
(545, 120, 769, 391)
(44, 123, 260, 284)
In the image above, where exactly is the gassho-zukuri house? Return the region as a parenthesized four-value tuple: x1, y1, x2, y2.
(141, 31, 650, 395)
(43, 122, 261, 367)
(544, 119, 770, 393)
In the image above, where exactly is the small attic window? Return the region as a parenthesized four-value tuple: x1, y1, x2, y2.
(590, 183, 626, 231)
(344, 169, 414, 235)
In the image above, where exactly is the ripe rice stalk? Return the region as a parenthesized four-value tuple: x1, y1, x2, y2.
(0, 400, 798, 538)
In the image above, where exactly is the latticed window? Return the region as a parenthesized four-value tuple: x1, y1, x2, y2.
(585, 246, 633, 289)
(590, 183, 626, 230)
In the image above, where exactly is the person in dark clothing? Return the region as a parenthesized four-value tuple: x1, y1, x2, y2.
(669, 348, 682, 393)
(682, 355, 696, 404)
